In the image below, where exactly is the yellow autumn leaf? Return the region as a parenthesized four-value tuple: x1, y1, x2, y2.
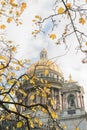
(10, 106, 17, 112)
(1, 1, 6, 5)
(22, 75, 29, 80)
(0, 24, 6, 29)
(8, 40, 13, 43)
(49, 34, 57, 40)
(0, 68, 5, 73)
(3, 96, 10, 102)
(21, 2, 27, 8)
(16, 11, 20, 16)
(6, 126, 9, 129)
(30, 79, 35, 84)
(32, 20, 37, 22)
(8, 79, 15, 85)
(19, 22, 22, 25)
(0, 55, 8, 63)
(10, 90, 15, 95)
(42, 108, 47, 113)
(85, 42, 87, 46)
(0, 115, 4, 121)
(79, 17, 86, 25)
(44, 87, 50, 94)
(57, 7, 65, 14)
(12, 126, 15, 130)
(29, 120, 34, 128)
(16, 66, 20, 70)
(11, 46, 17, 52)
(19, 89, 27, 97)
(51, 111, 58, 119)
(12, 61, 23, 67)
(34, 117, 39, 123)
(40, 78, 44, 83)
(38, 121, 43, 127)
(0, 86, 4, 90)
(42, 92, 46, 97)
(44, 70, 49, 75)
(32, 108, 36, 112)
(7, 17, 13, 23)
(20, 2, 27, 12)
(45, 80, 48, 83)
(0, 76, 2, 82)
(0, 64, 4, 69)
(75, 127, 79, 130)
(17, 121, 23, 128)
(35, 15, 42, 21)
(25, 127, 28, 130)
(30, 95, 35, 100)
(50, 99, 55, 106)
(6, 114, 11, 119)
(10, 0, 14, 4)
(9, 10, 13, 14)
(9, 0, 17, 6)
(63, 125, 67, 129)
(8, 72, 15, 77)
(66, 3, 71, 8)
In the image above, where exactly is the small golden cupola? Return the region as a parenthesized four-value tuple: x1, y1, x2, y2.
(68, 74, 75, 83)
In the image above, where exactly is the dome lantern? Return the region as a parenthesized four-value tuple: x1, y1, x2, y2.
(40, 48, 48, 60)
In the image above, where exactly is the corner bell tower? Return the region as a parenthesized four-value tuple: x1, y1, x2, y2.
(61, 75, 85, 116)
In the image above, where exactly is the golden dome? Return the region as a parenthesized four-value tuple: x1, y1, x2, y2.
(27, 59, 62, 74)
(27, 49, 63, 77)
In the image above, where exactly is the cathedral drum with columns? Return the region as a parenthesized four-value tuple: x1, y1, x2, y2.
(17, 49, 87, 130)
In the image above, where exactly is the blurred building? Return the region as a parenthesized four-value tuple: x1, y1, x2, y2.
(17, 48, 87, 130)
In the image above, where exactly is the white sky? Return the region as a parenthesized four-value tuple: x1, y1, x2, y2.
(6, 0, 87, 110)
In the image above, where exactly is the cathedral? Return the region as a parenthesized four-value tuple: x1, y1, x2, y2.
(14, 48, 87, 130)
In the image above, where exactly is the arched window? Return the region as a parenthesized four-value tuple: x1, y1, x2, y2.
(67, 94, 75, 109)
(57, 75, 59, 79)
(41, 73, 44, 77)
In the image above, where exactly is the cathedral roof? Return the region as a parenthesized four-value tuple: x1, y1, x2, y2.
(27, 48, 63, 77)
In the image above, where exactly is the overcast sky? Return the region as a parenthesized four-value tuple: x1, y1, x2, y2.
(6, 0, 87, 110)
